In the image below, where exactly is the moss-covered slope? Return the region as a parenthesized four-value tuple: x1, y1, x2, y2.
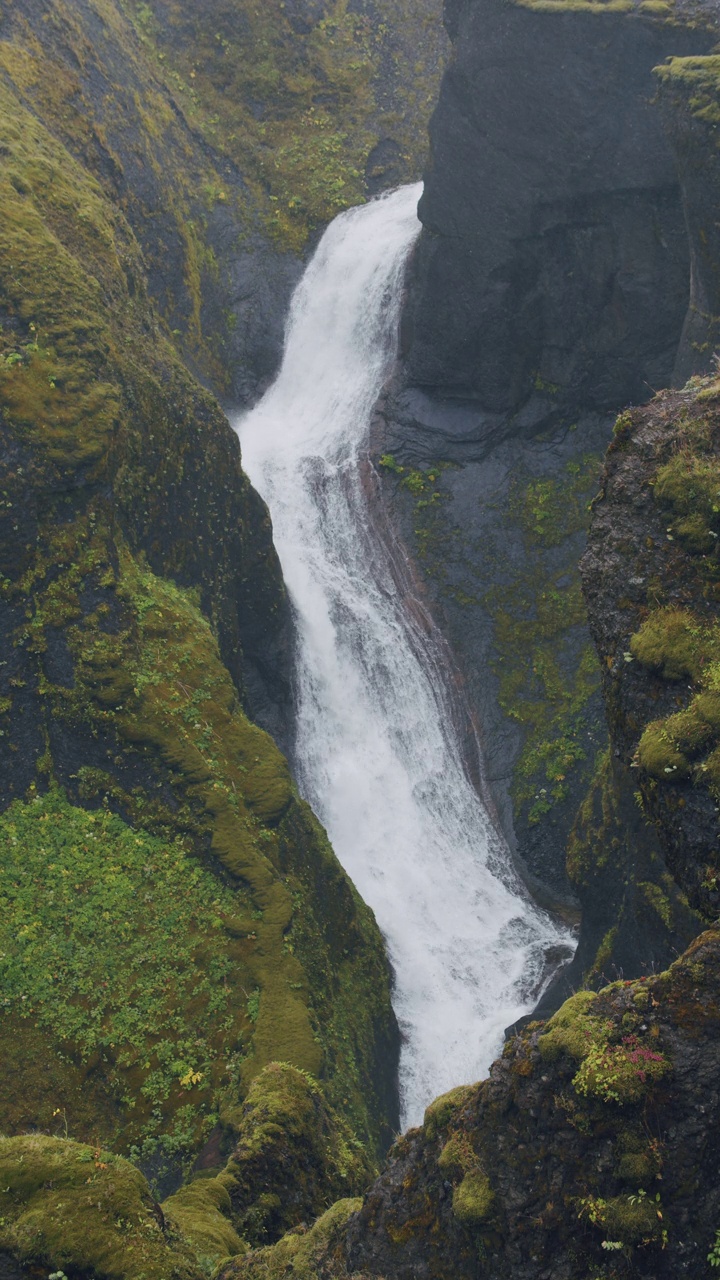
(126, 0, 447, 253)
(0, 0, 446, 401)
(0, 49, 397, 1190)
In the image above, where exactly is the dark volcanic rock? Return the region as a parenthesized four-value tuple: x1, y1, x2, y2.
(222, 928, 720, 1280)
(404, 0, 716, 417)
(581, 378, 720, 919)
(656, 55, 720, 385)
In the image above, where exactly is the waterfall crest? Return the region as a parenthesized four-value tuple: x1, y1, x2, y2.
(235, 185, 574, 1128)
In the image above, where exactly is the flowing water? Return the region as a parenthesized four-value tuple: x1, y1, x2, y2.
(235, 184, 575, 1128)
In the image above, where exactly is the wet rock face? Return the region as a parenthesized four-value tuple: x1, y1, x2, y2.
(656, 55, 720, 385)
(581, 379, 720, 918)
(404, 0, 714, 417)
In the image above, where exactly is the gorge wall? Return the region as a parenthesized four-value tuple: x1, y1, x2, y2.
(0, 0, 449, 1228)
(4, 0, 720, 1277)
(377, 0, 720, 998)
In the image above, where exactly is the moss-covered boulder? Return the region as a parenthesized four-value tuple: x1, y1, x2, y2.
(216, 1198, 362, 1280)
(0, 1135, 202, 1280)
(221, 1063, 374, 1246)
(163, 1175, 248, 1273)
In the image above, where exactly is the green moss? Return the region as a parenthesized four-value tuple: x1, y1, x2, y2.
(509, 457, 600, 549)
(214, 1197, 362, 1280)
(655, 56, 720, 130)
(163, 1175, 247, 1274)
(592, 926, 619, 976)
(632, 611, 720, 794)
(604, 1192, 663, 1245)
(629, 607, 715, 681)
(0, 0, 399, 1193)
(0, 1134, 202, 1280)
(0, 517, 395, 1167)
(451, 1171, 495, 1227)
(423, 1084, 473, 1141)
(538, 990, 602, 1061)
(653, 451, 720, 553)
(616, 1132, 663, 1185)
(222, 1062, 373, 1246)
(437, 1133, 479, 1178)
(639, 881, 674, 928)
(635, 720, 694, 780)
(513, 0, 633, 12)
(485, 459, 604, 822)
(123, 0, 446, 251)
(538, 981, 669, 1104)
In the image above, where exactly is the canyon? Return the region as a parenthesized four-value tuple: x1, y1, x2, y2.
(1, 0, 720, 1277)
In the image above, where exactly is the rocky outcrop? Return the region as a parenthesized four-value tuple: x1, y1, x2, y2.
(218, 927, 720, 1280)
(582, 375, 720, 920)
(656, 55, 720, 384)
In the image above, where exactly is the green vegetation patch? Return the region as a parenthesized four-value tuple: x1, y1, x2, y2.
(125, 0, 446, 251)
(487, 458, 604, 823)
(214, 1197, 362, 1280)
(423, 1084, 473, 1141)
(0, 1134, 202, 1280)
(629, 435, 720, 797)
(1, 521, 395, 1163)
(540, 988, 669, 1105)
(379, 450, 604, 827)
(656, 56, 720, 130)
(0, 785, 251, 1160)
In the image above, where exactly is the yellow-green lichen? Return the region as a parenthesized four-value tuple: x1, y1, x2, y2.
(451, 1171, 495, 1227)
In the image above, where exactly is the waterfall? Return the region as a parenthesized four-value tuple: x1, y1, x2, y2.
(235, 185, 574, 1128)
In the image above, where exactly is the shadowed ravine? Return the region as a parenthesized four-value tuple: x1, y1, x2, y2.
(234, 185, 575, 1127)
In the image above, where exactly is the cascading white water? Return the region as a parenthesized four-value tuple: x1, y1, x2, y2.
(235, 184, 575, 1128)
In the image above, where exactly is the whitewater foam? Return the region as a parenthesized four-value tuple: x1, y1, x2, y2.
(235, 185, 574, 1127)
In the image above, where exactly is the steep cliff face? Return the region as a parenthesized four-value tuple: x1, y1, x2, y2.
(405, 0, 717, 417)
(656, 55, 720, 383)
(582, 374, 720, 920)
(378, 0, 720, 970)
(0, 0, 447, 406)
(0, 33, 399, 1193)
